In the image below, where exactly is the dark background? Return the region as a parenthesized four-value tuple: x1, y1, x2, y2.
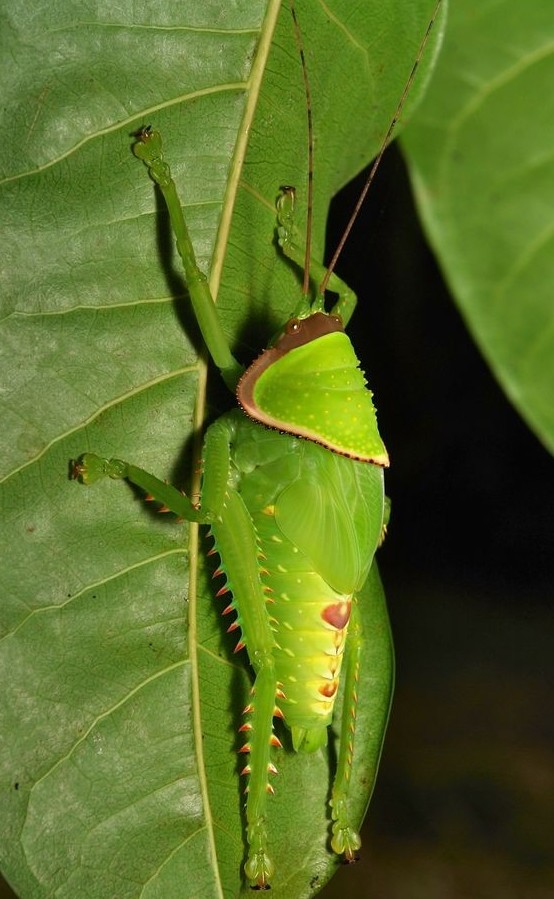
(319, 146, 553, 898)
(1, 148, 551, 899)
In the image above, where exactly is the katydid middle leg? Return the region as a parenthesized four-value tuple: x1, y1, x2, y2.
(276, 187, 358, 325)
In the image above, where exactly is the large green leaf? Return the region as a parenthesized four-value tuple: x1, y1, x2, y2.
(402, 0, 554, 453)
(0, 1, 442, 896)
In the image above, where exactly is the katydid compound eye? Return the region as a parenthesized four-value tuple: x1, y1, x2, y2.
(286, 318, 301, 334)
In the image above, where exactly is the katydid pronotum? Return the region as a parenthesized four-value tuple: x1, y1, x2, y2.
(72, 1, 443, 891)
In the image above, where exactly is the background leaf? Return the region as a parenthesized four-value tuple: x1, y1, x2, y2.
(0, 1, 443, 897)
(402, 0, 554, 453)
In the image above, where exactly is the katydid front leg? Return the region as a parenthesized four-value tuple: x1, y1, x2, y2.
(276, 187, 358, 325)
(133, 128, 244, 392)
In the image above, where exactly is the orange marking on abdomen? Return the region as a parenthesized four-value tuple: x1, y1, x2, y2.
(318, 680, 339, 698)
(321, 600, 351, 630)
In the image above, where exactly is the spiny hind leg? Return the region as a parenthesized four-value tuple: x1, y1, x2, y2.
(330, 596, 363, 861)
(215, 522, 283, 888)
(201, 418, 283, 889)
(210, 486, 281, 889)
(275, 187, 357, 326)
(239, 663, 284, 890)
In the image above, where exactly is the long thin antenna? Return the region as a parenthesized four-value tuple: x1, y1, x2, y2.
(290, 0, 314, 298)
(320, 0, 443, 295)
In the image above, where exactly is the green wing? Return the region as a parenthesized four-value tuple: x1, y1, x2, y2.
(274, 445, 384, 595)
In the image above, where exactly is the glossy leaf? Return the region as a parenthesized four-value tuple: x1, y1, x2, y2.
(0, 1, 441, 896)
(402, 0, 554, 453)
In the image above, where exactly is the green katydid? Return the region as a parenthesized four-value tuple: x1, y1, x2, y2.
(71, 0, 443, 891)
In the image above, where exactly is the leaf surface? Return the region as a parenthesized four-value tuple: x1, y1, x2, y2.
(402, 0, 554, 452)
